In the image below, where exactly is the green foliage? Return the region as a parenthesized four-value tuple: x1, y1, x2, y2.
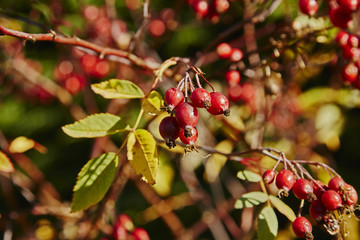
(234, 191, 268, 209)
(236, 170, 262, 182)
(91, 79, 145, 99)
(0, 151, 14, 173)
(257, 206, 278, 240)
(142, 90, 163, 115)
(269, 195, 296, 221)
(71, 152, 118, 212)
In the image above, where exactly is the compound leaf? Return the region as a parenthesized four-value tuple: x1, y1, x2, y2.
(91, 79, 144, 99)
(127, 129, 158, 185)
(237, 170, 262, 182)
(62, 113, 125, 138)
(234, 191, 268, 209)
(71, 152, 118, 212)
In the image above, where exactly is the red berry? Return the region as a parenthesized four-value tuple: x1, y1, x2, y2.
(227, 84, 243, 102)
(165, 88, 184, 111)
(112, 224, 127, 240)
(179, 127, 198, 145)
(132, 227, 150, 240)
(65, 74, 87, 94)
(217, 43, 232, 59)
(293, 178, 314, 200)
(292, 216, 313, 239)
(310, 199, 326, 221)
(342, 45, 360, 60)
(262, 170, 276, 184)
(328, 177, 346, 192)
(225, 70, 241, 86)
(175, 102, 199, 128)
(214, 0, 229, 13)
(341, 62, 359, 83)
(312, 180, 327, 199)
(348, 34, 360, 48)
(299, 0, 319, 16)
(190, 88, 211, 108)
(338, 0, 359, 12)
(342, 184, 358, 206)
(230, 48, 243, 62)
(159, 116, 181, 148)
(149, 19, 166, 37)
(192, 0, 209, 17)
(113, 214, 134, 240)
(335, 30, 349, 47)
(329, 5, 353, 29)
(275, 169, 295, 192)
(321, 190, 342, 211)
(207, 92, 230, 116)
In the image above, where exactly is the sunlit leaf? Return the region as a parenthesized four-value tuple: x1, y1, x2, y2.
(9, 136, 35, 153)
(258, 206, 278, 240)
(237, 170, 262, 182)
(127, 129, 158, 185)
(269, 195, 296, 221)
(71, 152, 118, 212)
(0, 151, 14, 173)
(62, 113, 126, 138)
(142, 90, 163, 115)
(91, 79, 145, 99)
(234, 191, 268, 209)
(154, 58, 177, 82)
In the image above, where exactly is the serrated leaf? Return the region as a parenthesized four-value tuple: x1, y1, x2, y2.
(269, 195, 296, 221)
(0, 151, 14, 173)
(258, 206, 278, 240)
(62, 113, 126, 138)
(127, 129, 158, 185)
(91, 79, 145, 99)
(237, 170, 262, 182)
(142, 90, 163, 115)
(234, 191, 268, 209)
(9, 136, 35, 153)
(71, 152, 118, 212)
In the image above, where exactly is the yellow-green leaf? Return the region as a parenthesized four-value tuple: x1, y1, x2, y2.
(154, 58, 177, 82)
(205, 140, 233, 182)
(237, 170, 262, 182)
(62, 113, 126, 138)
(142, 90, 163, 115)
(127, 129, 158, 185)
(234, 191, 268, 209)
(9, 136, 35, 153)
(0, 151, 14, 173)
(269, 195, 296, 221)
(258, 206, 278, 240)
(91, 79, 145, 99)
(71, 152, 118, 212)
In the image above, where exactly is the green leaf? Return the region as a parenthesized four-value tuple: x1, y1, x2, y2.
(127, 129, 158, 185)
(0, 151, 14, 173)
(237, 170, 262, 182)
(71, 152, 118, 212)
(269, 195, 296, 221)
(91, 79, 145, 99)
(258, 206, 278, 240)
(234, 191, 268, 209)
(142, 90, 163, 115)
(62, 113, 126, 138)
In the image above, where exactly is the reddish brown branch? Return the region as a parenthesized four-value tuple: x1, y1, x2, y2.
(0, 25, 161, 71)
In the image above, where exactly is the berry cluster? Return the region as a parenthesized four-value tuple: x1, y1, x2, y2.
(216, 42, 244, 62)
(334, 31, 360, 88)
(299, 0, 357, 29)
(159, 68, 230, 149)
(188, 0, 230, 22)
(103, 214, 150, 240)
(263, 159, 358, 239)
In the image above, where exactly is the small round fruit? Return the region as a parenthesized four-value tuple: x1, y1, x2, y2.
(342, 184, 358, 206)
(329, 6, 353, 29)
(190, 88, 211, 108)
(341, 62, 359, 83)
(328, 177, 346, 192)
(179, 127, 198, 145)
(217, 43, 232, 59)
(262, 170, 276, 184)
(293, 178, 314, 200)
(225, 70, 241, 86)
(164, 88, 184, 111)
(299, 0, 319, 16)
(175, 102, 199, 128)
(310, 199, 326, 221)
(159, 116, 181, 148)
(292, 216, 313, 239)
(321, 190, 342, 211)
(338, 0, 359, 12)
(132, 227, 150, 240)
(192, 0, 209, 17)
(275, 169, 295, 192)
(230, 48, 243, 62)
(335, 30, 349, 47)
(207, 92, 230, 116)
(312, 180, 327, 199)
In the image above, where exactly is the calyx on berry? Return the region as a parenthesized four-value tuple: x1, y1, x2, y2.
(293, 178, 315, 200)
(207, 92, 230, 116)
(159, 116, 181, 148)
(175, 102, 199, 137)
(190, 88, 211, 108)
(164, 88, 184, 112)
(292, 216, 313, 240)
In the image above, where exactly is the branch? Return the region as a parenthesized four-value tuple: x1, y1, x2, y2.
(0, 25, 161, 71)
